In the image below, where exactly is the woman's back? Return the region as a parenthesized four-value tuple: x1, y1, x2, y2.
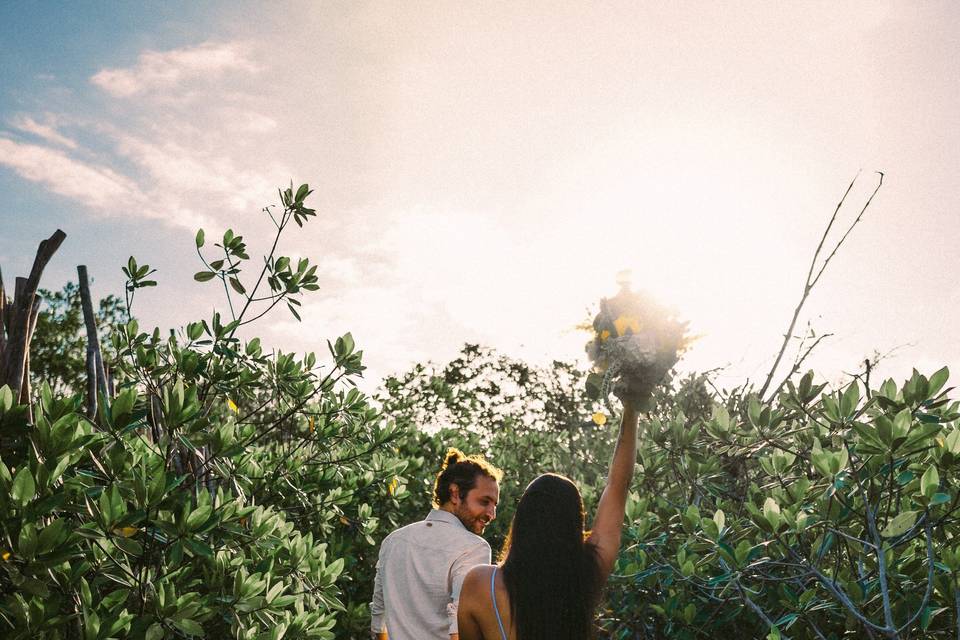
(458, 564, 514, 640)
(458, 401, 639, 640)
(459, 540, 604, 640)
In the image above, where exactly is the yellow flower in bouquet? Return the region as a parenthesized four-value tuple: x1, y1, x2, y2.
(613, 315, 641, 337)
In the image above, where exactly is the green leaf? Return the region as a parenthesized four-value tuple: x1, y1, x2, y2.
(187, 322, 204, 340)
(18, 523, 38, 557)
(183, 537, 213, 558)
(840, 382, 860, 417)
(111, 388, 137, 422)
(114, 536, 143, 557)
(84, 609, 101, 640)
(295, 183, 310, 202)
(928, 366, 949, 397)
(851, 421, 884, 448)
(763, 497, 781, 531)
(193, 271, 216, 283)
(929, 492, 951, 506)
(893, 408, 913, 436)
(342, 332, 355, 354)
(881, 511, 917, 538)
(186, 505, 213, 531)
(11, 467, 35, 506)
(921, 465, 939, 500)
(38, 519, 67, 554)
(747, 394, 761, 427)
(195, 228, 205, 248)
(326, 556, 345, 579)
(172, 618, 204, 637)
(876, 416, 893, 445)
(229, 277, 246, 295)
(0, 385, 12, 412)
(146, 623, 164, 640)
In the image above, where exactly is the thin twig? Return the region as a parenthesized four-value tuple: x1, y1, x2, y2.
(759, 173, 883, 400)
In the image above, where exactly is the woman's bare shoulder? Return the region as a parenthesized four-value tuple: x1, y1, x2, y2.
(464, 563, 496, 587)
(464, 564, 498, 598)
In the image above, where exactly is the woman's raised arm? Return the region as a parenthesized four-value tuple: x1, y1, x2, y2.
(586, 400, 639, 580)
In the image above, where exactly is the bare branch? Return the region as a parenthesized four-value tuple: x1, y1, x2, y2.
(759, 173, 883, 400)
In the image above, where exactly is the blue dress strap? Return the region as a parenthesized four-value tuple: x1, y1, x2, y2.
(491, 566, 508, 640)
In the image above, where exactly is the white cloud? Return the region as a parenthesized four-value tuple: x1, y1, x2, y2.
(9, 115, 78, 149)
(90, 41, 259, 97)
(0, 39, 291, 232)
(112, 134, 283, 215)
(0, 137, 141, 210)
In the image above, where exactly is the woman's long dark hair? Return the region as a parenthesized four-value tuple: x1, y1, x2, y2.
(498, 473, 602, 640)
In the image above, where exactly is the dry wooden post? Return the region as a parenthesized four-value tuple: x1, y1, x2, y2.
(78, 265, 108, 418)
(20, 295, 41, 415)
(0, 230, 66, 407)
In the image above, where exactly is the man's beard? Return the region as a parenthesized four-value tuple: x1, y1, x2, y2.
(454, 505, 488, 534)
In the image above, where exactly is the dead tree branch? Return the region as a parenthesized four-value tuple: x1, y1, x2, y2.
(759, 173, 883, 400)
(0, 230, 67, 398)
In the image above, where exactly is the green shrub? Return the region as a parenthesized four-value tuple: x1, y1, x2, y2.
(0, 185, 414, 639)
(604, 368, 960, 639)
(379, 348, 960, 639)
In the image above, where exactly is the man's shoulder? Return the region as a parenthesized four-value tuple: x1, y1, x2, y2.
(380, 519, 423, 545)
(381, 515, 489, 551)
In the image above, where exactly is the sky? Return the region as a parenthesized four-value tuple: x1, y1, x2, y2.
(1, 1, 958, 395)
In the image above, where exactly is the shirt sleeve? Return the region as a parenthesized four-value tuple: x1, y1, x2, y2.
(447, 540, 492, 635)
(370, 546, 386, 634)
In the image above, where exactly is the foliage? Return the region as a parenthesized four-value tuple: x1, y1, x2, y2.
(0, 185, 412, 639)
(605, 367, 960, 639)
(378, 349, 960, 639)
(378, 344, 618, 551)
(29, 283, 126, 397)
(3, 180, 956, 639)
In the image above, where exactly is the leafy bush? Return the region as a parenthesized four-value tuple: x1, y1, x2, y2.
(378, 348, 960, 639)
(3, 182, 955, 640)
(0, 185, 413, 639)
(606, 368, 960, 639)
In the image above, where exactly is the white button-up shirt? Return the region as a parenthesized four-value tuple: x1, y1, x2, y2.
(371, 509, 491, 639)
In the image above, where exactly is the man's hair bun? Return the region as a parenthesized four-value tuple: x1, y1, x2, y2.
(443, 448, 464, 469)
(433, 447, 502, 508)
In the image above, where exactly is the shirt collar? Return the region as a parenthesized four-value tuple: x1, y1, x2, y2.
(425, 509, 466, 530)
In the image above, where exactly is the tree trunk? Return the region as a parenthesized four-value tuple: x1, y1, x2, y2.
(19, 296, 41, 420)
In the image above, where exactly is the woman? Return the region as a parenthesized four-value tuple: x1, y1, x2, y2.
(457, 400, 639, 640)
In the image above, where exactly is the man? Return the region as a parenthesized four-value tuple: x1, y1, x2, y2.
(371, 448, 502, 640)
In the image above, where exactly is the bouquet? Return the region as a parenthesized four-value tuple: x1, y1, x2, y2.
(585, 273, 690, 410)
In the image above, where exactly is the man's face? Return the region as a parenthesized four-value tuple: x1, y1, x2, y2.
(451, 475, 499, 535)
